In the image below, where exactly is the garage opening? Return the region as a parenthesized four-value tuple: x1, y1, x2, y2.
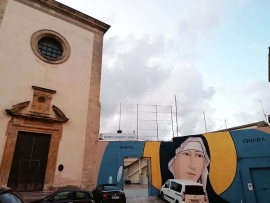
(123, 157, 151, 197)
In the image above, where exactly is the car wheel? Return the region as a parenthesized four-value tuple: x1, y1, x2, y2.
(161, 192, 165, 200)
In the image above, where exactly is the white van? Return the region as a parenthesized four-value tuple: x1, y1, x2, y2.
(160, 179, 206, 203)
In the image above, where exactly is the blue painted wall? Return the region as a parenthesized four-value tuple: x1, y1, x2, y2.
(96, 129, 270, 203)
(98, 142, 145, 189)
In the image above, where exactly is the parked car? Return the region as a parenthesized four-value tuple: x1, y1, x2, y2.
(0, 185, 27, 203)
(160, 179, 206, 203)
(92, 184, 126, 203)
(29, 189, 95, 203)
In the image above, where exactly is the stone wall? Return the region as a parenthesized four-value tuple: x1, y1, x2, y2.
(81, 33, 104, 189)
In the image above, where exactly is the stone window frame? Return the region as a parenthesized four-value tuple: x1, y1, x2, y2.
(31, 30, 71, 64)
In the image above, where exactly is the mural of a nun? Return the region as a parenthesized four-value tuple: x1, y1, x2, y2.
(167, 136, 229, 203)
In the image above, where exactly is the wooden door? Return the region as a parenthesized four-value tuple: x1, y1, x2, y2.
(7, 131, 51, 191)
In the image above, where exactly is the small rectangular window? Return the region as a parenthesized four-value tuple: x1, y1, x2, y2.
(53, 191, 73, 201)
(170, 181, 177, 191)
(176, 184, 182, 193)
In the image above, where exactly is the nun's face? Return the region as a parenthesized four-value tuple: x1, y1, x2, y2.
(174, 149, 204, 182)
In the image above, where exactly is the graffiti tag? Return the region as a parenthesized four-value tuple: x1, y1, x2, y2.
(243, 137, 266, 143)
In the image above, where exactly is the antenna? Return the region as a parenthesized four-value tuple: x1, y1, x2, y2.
(259, 100, 267, 123)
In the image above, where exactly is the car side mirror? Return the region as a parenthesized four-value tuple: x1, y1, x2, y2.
(165, 184, 168, 188)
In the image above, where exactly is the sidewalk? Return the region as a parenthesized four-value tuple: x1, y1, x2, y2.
(124, 184, 165, 203)
(124, 184, 148, 198)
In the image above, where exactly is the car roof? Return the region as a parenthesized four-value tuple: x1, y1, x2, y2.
(54, 189, 91, 192)
(168, 179, 203, 186)
(44, 189, 92, 199)
(46, 188, 92, 197)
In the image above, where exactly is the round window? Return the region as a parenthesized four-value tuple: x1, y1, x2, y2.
(38, 37, 63, 60)
(31, 30, 71, 64)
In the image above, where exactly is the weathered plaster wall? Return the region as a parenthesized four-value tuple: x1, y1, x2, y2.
(0, 0, 94, 187)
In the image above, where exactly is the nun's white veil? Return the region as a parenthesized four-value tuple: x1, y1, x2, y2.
(168, 137, 210, 201)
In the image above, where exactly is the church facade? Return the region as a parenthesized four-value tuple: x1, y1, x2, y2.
(0, 0, 110, 191)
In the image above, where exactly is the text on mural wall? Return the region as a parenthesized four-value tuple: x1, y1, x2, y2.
(243, 137, 265, 143)
(119, 146, 133, 149)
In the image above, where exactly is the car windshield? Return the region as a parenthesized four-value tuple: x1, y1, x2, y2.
(185, 186, 204, 195)
(103, 185, 119, 191)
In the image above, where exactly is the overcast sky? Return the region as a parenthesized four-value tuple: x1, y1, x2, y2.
(58, 0, 270, 140)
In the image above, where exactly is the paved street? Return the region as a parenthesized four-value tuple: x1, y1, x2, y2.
(124, 184, 149, 197)
(124, 184, 165, 203)
(127, 196, 164, 203)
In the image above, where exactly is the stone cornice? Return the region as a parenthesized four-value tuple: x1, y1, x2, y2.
(32, 86, 56, 94)
(14, 0, 111, 35)
(6, 101, 69, 123)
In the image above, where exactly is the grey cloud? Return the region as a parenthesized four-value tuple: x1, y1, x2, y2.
(100, 35, 170, 121)
(223, 79, 270, 126)
(233, 111, 260, 125)
(57, 0, 255, 138)
(98, 0, 243, 138)
(100, 39, 217, 138)
(101, 35, 169, 103)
